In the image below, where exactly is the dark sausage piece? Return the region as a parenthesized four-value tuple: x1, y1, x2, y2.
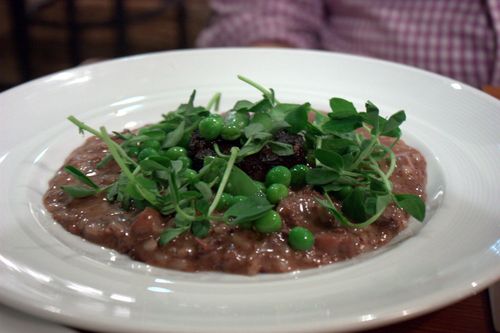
(188, 129, 307, 181)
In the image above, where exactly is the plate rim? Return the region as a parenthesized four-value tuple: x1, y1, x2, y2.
(1, 47, 499, 333)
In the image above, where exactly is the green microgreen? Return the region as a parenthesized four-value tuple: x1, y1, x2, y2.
(62, 76, 426, 247)
(206, 92, 221, 112)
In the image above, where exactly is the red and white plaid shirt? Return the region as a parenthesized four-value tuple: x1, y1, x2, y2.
(197, 0, 500, 88)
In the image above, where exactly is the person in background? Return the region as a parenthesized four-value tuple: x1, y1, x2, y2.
(197, 0, 500, 88)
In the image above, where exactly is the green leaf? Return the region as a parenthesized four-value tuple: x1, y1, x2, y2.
(322, 115, 363, 133)
(61, 185, 98, 198)
(244, 123, 264, 138)
(250, 112, 272, 131)
(224, 194, 273, 224)
(129, 176, 159, 206)
(249, 99, 272, 114)
(63, 165, 99, 189)
(268, 141, 294, 156)
(191, 220, 210, 238)
(158, 226, 190, 245)
(138, 127, 167, 141)
(383, 127, 402, 138)
(369, 177, 389, 194)
(106, 181, 119, 201)
(135, 175, 158, 193)
(108, 173, 129, 203)
(315, 149, 344, 171)
(195, 199, 210, 216)
(306, 168, 339, 185)
(304, 122, 323, 136)
(341, 189, 392, 224)
(233, 100, 254, 112)
(194, 181, 213, 201)
(173, 207, 196, 228)
(329, 97, 357, 115)
(361, 102, 381, 134)
(226, 166, 263, 197)
(238, 142, 268, 159)
(322, 183, 344, 192)
(318, 194, 389, 228)
(312, 110, 328, 127)
(365, 100, 379, 113)
(162, 121, 185, 148)
(96, 154, 112, 169)
(284, 103, 310, 133)
(364, 194, 392, 217)
(394, 194, 426, 222)
(199, 157, 225, 183)
(321, 138, 357, 152)
(342, 187, 367, 222)
(139, 159, 169, 172)
(382, 111, 406, 135)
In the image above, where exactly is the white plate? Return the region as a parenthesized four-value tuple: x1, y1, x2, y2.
(0, 303, 77, 333)
(0, 48, 499, 333)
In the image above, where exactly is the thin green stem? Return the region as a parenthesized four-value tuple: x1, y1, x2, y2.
(351, 135, 377, 169)
(341, 170, 363, 178)
(237, 75, 278, 103)
(208, 147, 239, 216)
(100, 127, 134, 179)
(68, 116, 102, 137)
(175, 204, 196, 221)
(206, 92, 221, 111)
(69, 116, 137, 167)
(380, 145, 397, 178)
(368, 156, 392, 192)
(101, 127, 159, 206)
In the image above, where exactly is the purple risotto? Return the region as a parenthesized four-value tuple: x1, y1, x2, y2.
(44, 76, 426, 274)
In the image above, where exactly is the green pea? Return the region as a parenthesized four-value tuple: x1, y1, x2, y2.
(254, 210, 282, 233)
(198, 115, 223, 140)
(165, 146, 187, 160)
(137, 147, 159, 161)
(266, 183, 289, 204)
(221, 123, 241, 141)
(140, 139, 161, 151)
(177, 155, 192, 168)
(288, 227, 314, 251)
(182, 169, 198, 184)
(265, 166, 291, 187)
(216, 193, 234, 211)
(290, 164, 308, 187)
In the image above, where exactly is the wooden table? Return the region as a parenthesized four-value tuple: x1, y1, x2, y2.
(366, 291, 495, 332)
(74, 289, 495, 333)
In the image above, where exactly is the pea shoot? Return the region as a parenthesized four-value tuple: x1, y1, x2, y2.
(62, 75, 425, 252)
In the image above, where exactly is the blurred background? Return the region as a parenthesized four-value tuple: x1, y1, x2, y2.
(0, 0, 210, 92)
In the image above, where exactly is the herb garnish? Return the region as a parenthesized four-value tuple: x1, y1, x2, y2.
(62, 76, 425, 248)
